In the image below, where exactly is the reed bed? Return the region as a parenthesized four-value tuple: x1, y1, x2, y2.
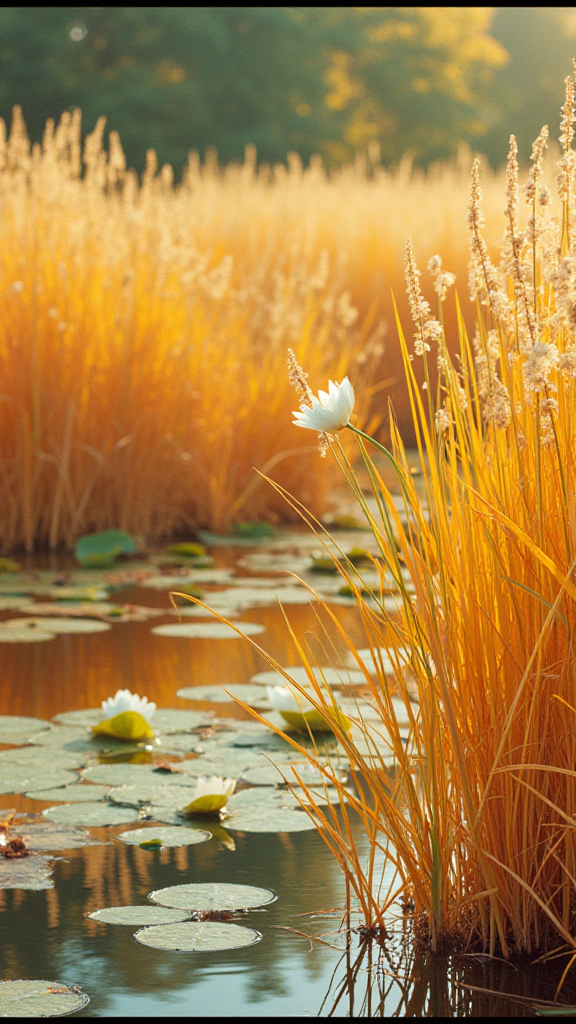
(0, 108, 509, 551)
(232, 78, 576, 972)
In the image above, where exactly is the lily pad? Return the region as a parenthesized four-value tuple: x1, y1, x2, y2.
(134, 921, 261, 952)
(224, 806, 316, 832)
(346, 646, 412, 675)
(82, 763, 178, 787)
(0, 716, 52, 745)
(16, 817, 101, 851)
(43, 802, 139, 827)
(153, 709, 211, 733)
(88, 906, 190, 925)
(0, 769, 79, 796)
(151, 622, 265, 639)
(149, 881, 276, 911)
(52, 708, 102, 727)
(0, 626, 56, 643)
(5, 617, 111, 635)
(177, 684, 271, 708)
(250, 667, 367, 689)
(109, 784, 197, 810)
(75, 529, 137, 567)
(0, 980, 89, 1016)
(240, 762, 346, 787)
(25, 784, 110, 803)
(117, 826, 211, 847)
(0, 856, 55, 891)
(142, 569, 233, 589)
(0, 746, 86, 770)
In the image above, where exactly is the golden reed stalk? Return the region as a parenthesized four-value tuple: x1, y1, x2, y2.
(213, 71, 576, 975)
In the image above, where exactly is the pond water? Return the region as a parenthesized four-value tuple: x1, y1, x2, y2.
(1, 536, 575, 1017)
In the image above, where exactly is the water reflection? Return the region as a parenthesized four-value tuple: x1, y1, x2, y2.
(0, 825, 349, 1016)
(320, 922, 576, 1017)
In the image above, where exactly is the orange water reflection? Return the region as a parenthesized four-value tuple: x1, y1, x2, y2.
(0, 584, 366, 721)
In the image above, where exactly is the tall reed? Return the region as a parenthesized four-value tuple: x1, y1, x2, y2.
(229, 74, 576, 968)
(0, 108, 508, 551)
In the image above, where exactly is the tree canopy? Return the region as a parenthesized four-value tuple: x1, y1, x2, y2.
(0, 8, 573, 171)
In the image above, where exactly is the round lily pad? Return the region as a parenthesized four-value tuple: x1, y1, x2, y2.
(224, 806, 316, 832)
(43, 802, 139, 827)
(0, 768, 79, 796)
(108, 783, 194, 809)
(25, 784, 110, 802)
(116, 826, 211, 847)
(0, 979, 89, 1017)
(250, 667, 367, 688)
(5, 617, 111, 634)
(149, 882, 276, 911)
(153, 709, 210, 733)
(88, 906, 190, 926)
(52, 709, 102, 727)
(0, 626, 56, 643)
(177, 684, 271, 708)
(151, 622, 265, 639)
(134, 921, 262, 952)
(0, 716, 52, 744)
(82, 763, 175, 787)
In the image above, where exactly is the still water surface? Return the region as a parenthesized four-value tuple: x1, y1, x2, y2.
(1, 546, 576, 1017)
(0, 547, 365, 1017)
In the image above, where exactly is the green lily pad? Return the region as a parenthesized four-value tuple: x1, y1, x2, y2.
(134, 921, 262, 951)
(117, 826, 211, 847)
(346, 646, 412, 675)
(0, 769, 79, 796)
(16, 817, 101, 851)
(224, 806, 316, 832)
(0, 746, 86, 770)
(82, 763, 178, 787)
(234, 522, 275, 539)
(153, 709, 210, 733)
(88, 905, 190, 925)
(142, 569, 234, 589)
(52, 709, 102, 727)
(5, 617, 111, 635)
(166, 542, 206, 557)
(75, 529, 137, 567)
(177, 684, 271, 708)
(228, 785, 343, 811)
(0, 716, 52, 745)
(109, 783, 197, 809)
(25, 784, 110, 802)
(43, 802, 139, 827)
(0, 979, 89, 1016)
(151, 622, 265, 639)
(0, 855, 55, 891)
(250, 667, 367, 688)
(155, 735, 204, 754)
(0, 626, 56, 643)
(149, 881, 276, 911)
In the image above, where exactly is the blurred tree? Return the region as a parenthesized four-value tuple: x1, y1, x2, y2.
(0, 7, 332, 170)
(0, 6, 558, 173)
(315, 8, 508, 165)
(483, 7, 576, 164)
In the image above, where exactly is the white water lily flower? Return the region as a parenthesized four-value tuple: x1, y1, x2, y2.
(267, 685, 351, 734)
(266, 684, 313, 713)
(101, 689, 156, 722)
(293, 377, 355, 433)
(180, 776, 236, 815)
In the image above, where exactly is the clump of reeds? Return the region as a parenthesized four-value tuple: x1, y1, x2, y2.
(0, 107, 510, 551)
(233, 70, 576, 971)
